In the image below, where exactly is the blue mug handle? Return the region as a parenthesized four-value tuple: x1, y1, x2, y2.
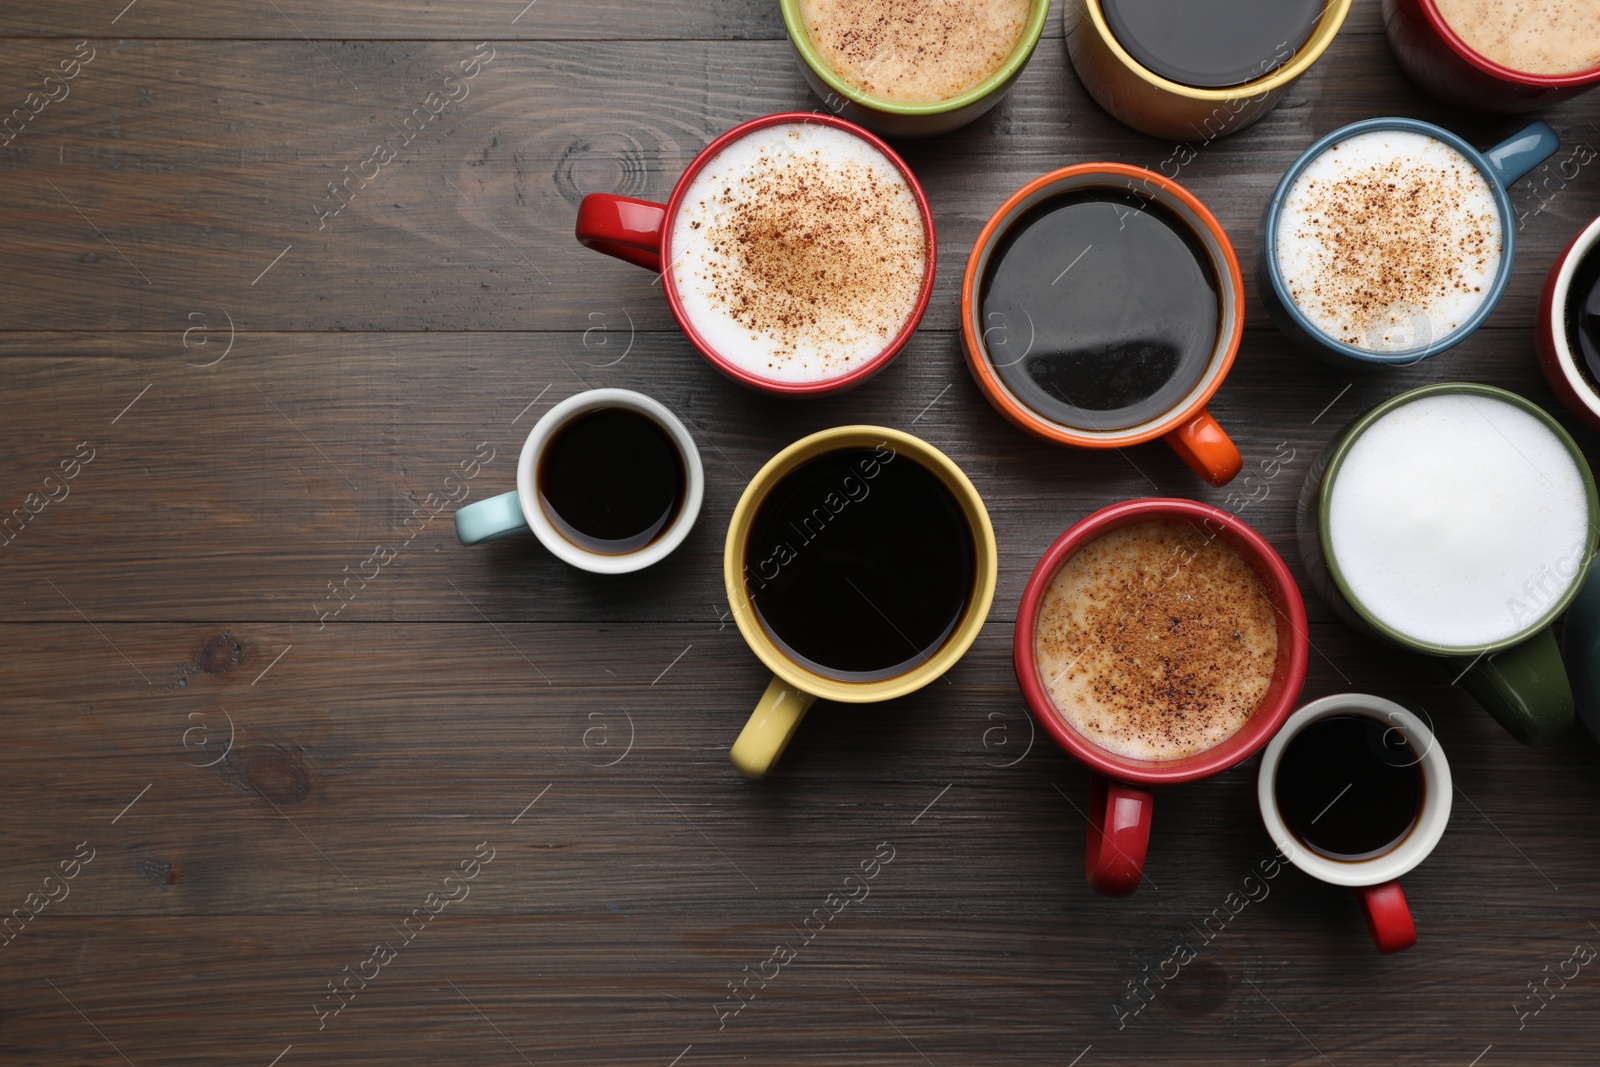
(455, 491, 530, 545)
(1485, 121, 1559, 187)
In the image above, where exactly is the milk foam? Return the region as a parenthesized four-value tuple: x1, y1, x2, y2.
(1328, 394, 1589, 648)
(1276, 129, 1502, 354)
(669, 123, 926, 385)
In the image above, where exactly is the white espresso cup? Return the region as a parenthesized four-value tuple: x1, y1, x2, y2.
(1257, 693, 1452, 954)
(453, 388, 704, 574)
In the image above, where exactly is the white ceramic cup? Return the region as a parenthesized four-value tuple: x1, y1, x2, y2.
(1257, 693, 1452, 953)
(453, 388, 704, 574)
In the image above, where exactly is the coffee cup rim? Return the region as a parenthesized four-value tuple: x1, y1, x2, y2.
(1262, 117, 1517, 365)
(778, 0, 1051, 117)
(959, 163, 1244, 448)
(1541, 214, 1600, 424)
(1417, 0, 1600, 88)
(1315, 381, 1600, 656)
(722, 425, 998, 705)
(1078, 0, 1353, 101)
(515, 388, 705, 574)
(658, 112, 936, 397)
(1013, 497, 1310, 785)
(1256, 694, 1452, 887)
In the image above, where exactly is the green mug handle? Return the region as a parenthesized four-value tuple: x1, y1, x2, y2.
(1447, 627, 1575, 745)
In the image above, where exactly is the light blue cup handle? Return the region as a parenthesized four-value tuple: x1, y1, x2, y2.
(455, 490, 530, 545)
(1485, 120, 1559, 187)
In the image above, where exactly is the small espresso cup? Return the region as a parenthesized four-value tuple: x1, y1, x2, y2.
(1065, 0, 1352, 140)
(1258, 694, 1452, 954)
(453, 388, 704, 574)
(1259, 117, 1558, 369)
(724, 426, 997, 778)
(1536, 214, 1600, 432)
(780, 0, 1050, 138)
(574, 112, 936, 397)
(962, 164, 1246, 487)
(1015, 498, 1310, 897)
(1384, 0, 1600, 112)
(1297, 382, 1599, 745)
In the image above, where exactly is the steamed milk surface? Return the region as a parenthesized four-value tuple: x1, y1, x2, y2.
(1276, 129, 1502, 354)
(1328, 394, 1589, 648)
(1434, 0, 1600, 76)
(670, 123, 926, 385)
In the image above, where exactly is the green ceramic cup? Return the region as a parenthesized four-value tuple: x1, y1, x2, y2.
(1297, 383, 1599, 745)
(779, 0, 1051, 138)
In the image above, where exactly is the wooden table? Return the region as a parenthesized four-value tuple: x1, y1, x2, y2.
(3, 2, 1599, 1064)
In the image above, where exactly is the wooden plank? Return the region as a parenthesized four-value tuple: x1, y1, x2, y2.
(0, 327, 1592, 623)
(0, 35, 1595, 333)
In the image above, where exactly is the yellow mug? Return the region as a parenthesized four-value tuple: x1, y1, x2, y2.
(724, 426, 998, 778)
(1065, 0, 1352, 141)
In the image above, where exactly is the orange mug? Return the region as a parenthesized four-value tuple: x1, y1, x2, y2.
(960, 164, 1244, 487)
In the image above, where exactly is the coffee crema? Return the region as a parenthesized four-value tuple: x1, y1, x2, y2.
(1327, 393, 1589, 649)
(1276, 129, 1502, 353)
(1434, 0, 1600, 76)
(670, 123, 926, 385)
(1100, 0, 1323, 88)
(798, 0, 1032, 103)
(1034, 521, 1279, 761)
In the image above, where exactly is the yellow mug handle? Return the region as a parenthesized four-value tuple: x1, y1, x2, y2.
(729, 677, 817, 779)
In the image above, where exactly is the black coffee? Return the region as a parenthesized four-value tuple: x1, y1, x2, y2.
(979, 188, 1219, 432)
(1565, 245, 1600, 396)
(1276, 715, 1423, 862)
(537, 408, 684, 554)
(1100, 0, 1324, 88)
(743, 446, 975, 681)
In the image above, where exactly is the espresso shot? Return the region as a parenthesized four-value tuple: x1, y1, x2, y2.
(1275, 713, 1423, 861)
(537, 407, 686, 555)
(979, 188, 1220, 432)
(1099, 0, 1324, 87)
(742, 446, 976, 681)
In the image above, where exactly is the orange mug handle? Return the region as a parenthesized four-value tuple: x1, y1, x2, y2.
(1162, 407, 1242, 487)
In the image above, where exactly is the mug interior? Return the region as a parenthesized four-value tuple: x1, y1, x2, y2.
(1544, 215, 1600, 423)
(1257, 694, 1452, 888)
(1420, 0, 1600, 87)
(1263, 117, 1516, 365)
(963, 165, 1242, 447)
(779, 0, 1051, 116)
(658, 112, 936, 396)
(516, 389, 704, 575)
(1316, 382, 1600, 656)
(724, 426, 997, 705)
(1017, 499, 1309, 785)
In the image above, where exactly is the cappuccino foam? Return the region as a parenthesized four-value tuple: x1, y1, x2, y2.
(1035, 521, 1279, 762)
(1276, 129, 1502, 354)
(1327, 394, 1589, 648)
(1435, 0, 1600, 76)
(669, 122, 927, 385)
(798, 0, 1032, 103)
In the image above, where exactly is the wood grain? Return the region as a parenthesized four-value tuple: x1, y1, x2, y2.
(6, 2, 1600, 1064)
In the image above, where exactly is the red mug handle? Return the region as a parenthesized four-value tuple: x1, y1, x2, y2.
(1162, 406, 1243, 487)
(575, 194, 667, 273)
(1086, 774, 1152, 897)
(1356, 879, 1417, 954)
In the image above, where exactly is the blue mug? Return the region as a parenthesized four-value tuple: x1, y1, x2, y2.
(1257, 117, 1558, 368)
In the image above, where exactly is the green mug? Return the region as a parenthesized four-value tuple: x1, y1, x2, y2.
(779, 0, 1050, 138)
(1298, 382, 1598, 745)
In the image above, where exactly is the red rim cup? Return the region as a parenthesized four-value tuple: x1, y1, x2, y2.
(1537, 215, 1600, 432)
(573, 112, 938, 397)
(1014, 498, 1310, 897)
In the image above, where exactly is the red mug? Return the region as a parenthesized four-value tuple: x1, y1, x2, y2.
(1014, 498, 1310, 897)
(574, 112, 937, 397)
(1383, 0, 1600, 112)
(1537, 215, 1600, 432)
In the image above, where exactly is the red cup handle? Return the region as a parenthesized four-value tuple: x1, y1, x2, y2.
(1162, 407, 1243, 487)
(1356, 880, 1417, 954)
(575, 194, 667, 273)
(1086, 775, 1152, 897)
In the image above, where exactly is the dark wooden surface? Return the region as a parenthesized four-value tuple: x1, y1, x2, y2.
(4, 2, 1600, 1064)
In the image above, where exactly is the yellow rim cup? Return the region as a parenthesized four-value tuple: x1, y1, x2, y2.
(723, 427, 998, 778)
